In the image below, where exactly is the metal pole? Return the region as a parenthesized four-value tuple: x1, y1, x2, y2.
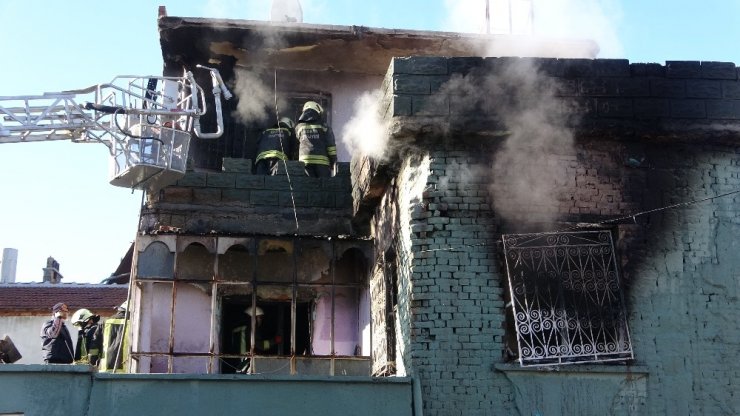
(486, 0, 491, 34)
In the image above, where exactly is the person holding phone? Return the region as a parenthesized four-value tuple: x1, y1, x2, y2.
(40, 302, 74, 364)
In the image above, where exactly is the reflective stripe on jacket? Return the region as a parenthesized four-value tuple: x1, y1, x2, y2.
(296, 123, 336, 166)
(256, 127, 292, 162)
(100, 317, 129, 372)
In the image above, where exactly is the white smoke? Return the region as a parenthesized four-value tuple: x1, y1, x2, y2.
(341, 90, 390, 160)
(490, 63, 575, 225)
(534, 0, 623, 57)
(435, 59, 577, 225)
(442, 0, 623, 58)
(233, 69, 285, 125)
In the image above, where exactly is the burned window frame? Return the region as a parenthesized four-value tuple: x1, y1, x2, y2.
(129, 235, 371, 375)
(501, 229, 633, 367)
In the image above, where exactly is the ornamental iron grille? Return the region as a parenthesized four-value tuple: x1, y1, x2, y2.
(502, 230, 633, 366)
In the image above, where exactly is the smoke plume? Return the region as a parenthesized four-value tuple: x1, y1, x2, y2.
(442, 0, 623, 58)
(436, 59, 577, 225)
(232, 69, 286, 125)
(341, 90, 390, 160)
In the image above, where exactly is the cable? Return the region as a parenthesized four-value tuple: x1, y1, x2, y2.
(418, 186, 740, 253)
(273, 69, 300, 234)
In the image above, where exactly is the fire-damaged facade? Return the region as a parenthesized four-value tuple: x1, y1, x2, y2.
(3, 7, 740, 416)
(125, 8, 598, 382)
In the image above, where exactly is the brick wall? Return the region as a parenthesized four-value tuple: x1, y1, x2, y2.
(140, 159, 356, 236)
(361, 57, 740, 415)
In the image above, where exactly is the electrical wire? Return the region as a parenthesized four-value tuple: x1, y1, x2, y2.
(418, 186, 740, 253)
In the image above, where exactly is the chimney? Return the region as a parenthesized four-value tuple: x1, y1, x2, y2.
(43, 256, 63, 284)
(1, 248, 18, 283)
(270, 0, 303, 23)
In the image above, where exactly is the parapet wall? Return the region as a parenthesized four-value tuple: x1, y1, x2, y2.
(382, 57, 740, 142)
(141, 159, 356, 237)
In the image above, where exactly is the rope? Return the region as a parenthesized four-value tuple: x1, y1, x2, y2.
(273, 69, 300, 234)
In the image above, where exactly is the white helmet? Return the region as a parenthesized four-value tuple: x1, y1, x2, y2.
(245, 306, 264, 317)
(71, 309, 93, 327)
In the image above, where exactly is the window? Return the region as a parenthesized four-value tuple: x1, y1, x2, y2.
(130, 236, 371, 375)
(501, 230, 633, 366)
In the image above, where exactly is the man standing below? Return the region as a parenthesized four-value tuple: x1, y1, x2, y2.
(40, 302, 74, 364)
(296, 101, 336, 177)
(255, 117, 295, 175)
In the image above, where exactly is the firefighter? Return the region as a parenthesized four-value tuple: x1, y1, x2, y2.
(71, 308, 103, 366)
(255, 117, 296, 175)
(295, 101, 336, 177)
(231, 305, 282, 373)
(100, 301, 130, 373)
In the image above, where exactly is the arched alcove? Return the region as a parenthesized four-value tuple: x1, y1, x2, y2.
(177, 242, 214, 280)
(137, 241, 175, 279)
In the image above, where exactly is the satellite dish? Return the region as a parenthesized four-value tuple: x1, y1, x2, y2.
(270, 0, 303, 23)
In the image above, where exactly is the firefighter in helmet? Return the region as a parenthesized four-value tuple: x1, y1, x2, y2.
(295, 101, 336, 177)
(71, 308, 102, 366)
(100, 301, 130, 372)
(231, 305, 282, 373)
(255, 116, 296, 175)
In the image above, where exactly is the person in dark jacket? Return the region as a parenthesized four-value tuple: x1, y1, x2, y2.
(255, 117, 295, 175)
(72, 308, 103, 366)
(40, 302, 74, 364)
(295, 101, 336, 177)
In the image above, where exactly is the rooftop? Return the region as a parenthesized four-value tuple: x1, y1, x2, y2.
(0, 283, 127, 313)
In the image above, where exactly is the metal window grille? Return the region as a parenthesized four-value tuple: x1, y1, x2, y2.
(502, 230, 633, 366)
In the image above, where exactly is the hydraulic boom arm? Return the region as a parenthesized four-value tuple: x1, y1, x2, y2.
(0, 67, 232, 191)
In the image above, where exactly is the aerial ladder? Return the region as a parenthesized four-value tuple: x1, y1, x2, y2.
(0, 65, 233, 192)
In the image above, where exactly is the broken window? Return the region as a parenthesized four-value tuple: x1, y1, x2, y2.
(130, 235, 371, 375)
(501, 230, 633, 366)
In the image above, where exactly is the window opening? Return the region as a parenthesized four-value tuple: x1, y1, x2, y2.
(501, 230, 633, 366)
(132, 236, 370, 375)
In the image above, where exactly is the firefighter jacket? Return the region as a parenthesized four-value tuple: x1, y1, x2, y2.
(256, 126, 294, 162)
(74, 322, 102, 366)
(100, 313, 129, 372)
(296, 121, 336, 167)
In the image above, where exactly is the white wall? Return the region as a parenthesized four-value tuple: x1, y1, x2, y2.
(0, 315, 73, 364)
(280, 70, 383, 162)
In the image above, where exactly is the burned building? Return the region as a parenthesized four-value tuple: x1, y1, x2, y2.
(124, 7, 597, 379)
(2, 6, 740, 416)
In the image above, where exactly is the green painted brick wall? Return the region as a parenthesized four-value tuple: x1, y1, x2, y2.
(369, 57, 740, 416)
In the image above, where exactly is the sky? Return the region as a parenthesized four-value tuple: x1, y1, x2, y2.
(1, 0, 739, 284)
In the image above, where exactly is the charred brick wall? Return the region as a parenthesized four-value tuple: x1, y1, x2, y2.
(140, 159, 355, 236)
(359, 57, 740, 415)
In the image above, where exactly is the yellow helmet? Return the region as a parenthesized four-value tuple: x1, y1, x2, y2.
(302, 101, 323, 116)
(72, 309, 93, 327)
